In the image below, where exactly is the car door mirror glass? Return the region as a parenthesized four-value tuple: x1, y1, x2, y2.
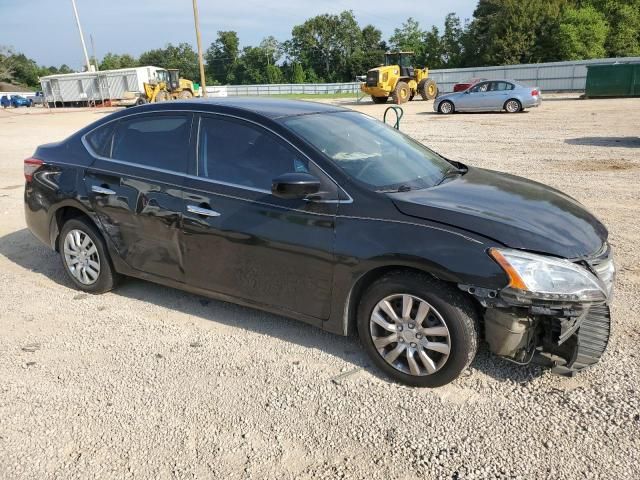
(272, 172, 321, 200)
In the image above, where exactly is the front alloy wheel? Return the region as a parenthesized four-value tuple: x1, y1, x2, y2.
(358, 272, 479, 387)
(438, 100, 454, 114)
(370, 294, 451, 376)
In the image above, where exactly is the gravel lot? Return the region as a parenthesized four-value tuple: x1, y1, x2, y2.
(1, 97, 639, 479)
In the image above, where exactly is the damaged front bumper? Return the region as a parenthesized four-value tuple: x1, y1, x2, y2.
(460, 245, 614, 376)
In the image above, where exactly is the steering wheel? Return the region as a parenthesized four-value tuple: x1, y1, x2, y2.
(353, 158, 379, 180)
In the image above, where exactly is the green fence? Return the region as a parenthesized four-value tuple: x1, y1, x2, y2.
(585, 63, 640, 98)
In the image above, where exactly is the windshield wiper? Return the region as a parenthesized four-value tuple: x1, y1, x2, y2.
(376, 184, 413, 193)
(436, 168, 465, 186)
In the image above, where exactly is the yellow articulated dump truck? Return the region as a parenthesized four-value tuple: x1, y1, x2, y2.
(361, 51, 438, 105)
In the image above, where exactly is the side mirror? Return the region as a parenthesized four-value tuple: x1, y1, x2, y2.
(271, 172, 321, 200)
(464, 90, 471, 94)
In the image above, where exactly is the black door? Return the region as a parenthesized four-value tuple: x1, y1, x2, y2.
(84, 112, 193, 281)
(181, 114, 340, 320)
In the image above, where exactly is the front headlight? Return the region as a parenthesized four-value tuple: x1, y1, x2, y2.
(489, 248, 607, 302)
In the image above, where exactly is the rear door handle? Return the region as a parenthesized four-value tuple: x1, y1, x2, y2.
(187, 205, 221, 217)
(92, 185, 116, 195)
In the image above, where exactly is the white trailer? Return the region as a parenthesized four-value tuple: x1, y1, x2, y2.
(39, 66, 165, 106)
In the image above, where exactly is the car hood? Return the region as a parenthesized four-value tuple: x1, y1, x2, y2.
(436, 91, 463, 101)
(388, 167, 607, 258)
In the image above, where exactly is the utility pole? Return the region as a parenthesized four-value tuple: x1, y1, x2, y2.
(70, 0, 91, 72)
(192, 0, 207, 97)
(90, 34, 98, 71)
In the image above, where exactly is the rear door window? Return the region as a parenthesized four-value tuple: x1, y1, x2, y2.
(489, 81, 514, 91)
(111, 113, 192, 173)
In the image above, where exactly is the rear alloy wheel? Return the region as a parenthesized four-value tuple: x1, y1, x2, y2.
(504, 99, 522, 113)
(358, 273, 478, 387)
(438, 100, 454, 114)
(391, 81, 410, 104)
(59, 217, 119, 293)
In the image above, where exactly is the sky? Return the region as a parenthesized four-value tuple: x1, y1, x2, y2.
(0, 0, 477, 69)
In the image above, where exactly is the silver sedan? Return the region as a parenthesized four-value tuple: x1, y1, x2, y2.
(433, 80, 542, 114)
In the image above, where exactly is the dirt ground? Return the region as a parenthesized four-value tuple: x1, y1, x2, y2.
(1, 96, 639, 479)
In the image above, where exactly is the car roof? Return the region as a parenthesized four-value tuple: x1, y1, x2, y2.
(476, 79, 518, 84)
(163, 97, 350, 120)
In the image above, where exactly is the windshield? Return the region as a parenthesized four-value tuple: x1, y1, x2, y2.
(282, 111, 457, 191)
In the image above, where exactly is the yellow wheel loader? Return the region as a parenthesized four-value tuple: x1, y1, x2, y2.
(139, 69, 200, 104)
(360, 51, 438, 105)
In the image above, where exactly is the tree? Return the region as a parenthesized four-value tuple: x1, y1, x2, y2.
(389, 18, 426, 64)
(350, 24, 386, 76)
(441, 14, 464, 66)
(100, 53, 138, 70)
(288, 10, 363, 82)
(205, 31, 240, 84)
(423, 27, 445, 69)
(462, 0, 567, 66)
(139, 43, 199, 80)
(290, 63, 306, 83)
(0, 50, 42, 86)
(598, 1, 640, 57)
(0, 46, 15, 82)
(556, 6, 609, 60)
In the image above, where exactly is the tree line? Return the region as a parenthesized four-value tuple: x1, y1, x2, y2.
(1, 0, 639, 88)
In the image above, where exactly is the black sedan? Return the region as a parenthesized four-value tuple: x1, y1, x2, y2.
(24, 98, 614, 387)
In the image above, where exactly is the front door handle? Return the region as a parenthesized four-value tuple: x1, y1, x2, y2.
(187, 205, 221, 217)
(92, 185, 116, 195)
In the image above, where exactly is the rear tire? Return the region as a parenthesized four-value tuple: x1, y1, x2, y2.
(504, 99, 522, 113)
(178, 90, 193, 99)
(371, 96, 389, 104)
(59, 217, 119, 294)
(357, 272, 479, 387)
(391, 81, 410, 104)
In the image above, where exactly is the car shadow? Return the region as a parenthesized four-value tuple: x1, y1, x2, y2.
(0, 228, 542, 386)
(565, 136, 640, 148)
(418, 110, 530, 116)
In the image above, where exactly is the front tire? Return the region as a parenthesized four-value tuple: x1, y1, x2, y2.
(357, 272, 479, 387)
(59, 217, 119, 294)
(438, 100, 454, 114)
(391, 81, 410, 104)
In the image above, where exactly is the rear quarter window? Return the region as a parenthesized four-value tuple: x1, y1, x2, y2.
(85, 122, 116, 158)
